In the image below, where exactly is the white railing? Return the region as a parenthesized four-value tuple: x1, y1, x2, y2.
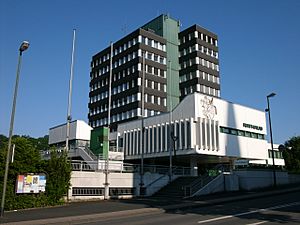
(71, 160, 136, 173)
(71, 160, 191, 176)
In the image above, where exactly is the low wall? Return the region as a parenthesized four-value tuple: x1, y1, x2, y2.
(193, 173, 239, 196)
(192, 170, 299, 197)
(69, 171, 170, 201)
(288, 173, 300, 184)
(234, 169, 289, 190)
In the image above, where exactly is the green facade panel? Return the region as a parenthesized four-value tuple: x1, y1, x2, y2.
(143, 14, 180, 111)
(90, 127, 109, 159)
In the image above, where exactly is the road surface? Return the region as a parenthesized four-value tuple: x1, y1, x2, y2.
(80, 191, 300, 225)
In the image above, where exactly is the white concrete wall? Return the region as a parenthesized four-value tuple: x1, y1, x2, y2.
(49, 120, 92, 145)
(193, 173, 239, 196)
(69, 171, 171, 200)
(234, 170, 289, 190)
(118, 92, 269, 161)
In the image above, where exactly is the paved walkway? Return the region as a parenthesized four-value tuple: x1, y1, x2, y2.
(1, 184, 299, 225)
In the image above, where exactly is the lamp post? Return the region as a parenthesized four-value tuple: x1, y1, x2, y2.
(139, 51, 145, 195)
(1, 41, 30, 217)
(266, 92, 276, 187)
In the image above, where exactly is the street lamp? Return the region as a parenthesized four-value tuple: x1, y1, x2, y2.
(1, 41, 30, 217)
(265, 92, 276, 187)
(139, 51, 146, 195)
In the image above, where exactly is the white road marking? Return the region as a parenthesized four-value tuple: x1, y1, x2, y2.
(246, 221, 268, 225)
(197, 201, 300, 224)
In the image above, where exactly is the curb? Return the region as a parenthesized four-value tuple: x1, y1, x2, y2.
(1, 208, 164, 225)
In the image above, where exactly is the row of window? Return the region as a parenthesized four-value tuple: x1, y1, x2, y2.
(90, 108, 138, 127)
(90, 91, 167, 116)
(91, 35, 166, 69)
(220, 126, 265, 140)
(92, 52, 138, 78)
(90, 108, 162, 128)
(72, 187, 135, 196)
(91, 38, 139, 67)
(91, 64, 137, 90)
(268, 150, 283, 159)
(144, 94, 167, 106)
(180, 30, 218, 46)
(180, 70, 220, 84)
(91, 63, 166, 91)
(182, 85, 220, 98)
(142, 78, 167, 92)
(140, 35, 166, 51)
(141, 49, 166, 64)
(90, 80, 136, 103)
(181, 57, 219, 71)
(72, 187, 104, 196)
(90, 77, 167, 104)
(89, 93, 138, 115)
(138, 63, 167, 78)
(180, 44, 218, 59)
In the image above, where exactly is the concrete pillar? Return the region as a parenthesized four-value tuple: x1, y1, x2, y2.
(190, 157, 198, 176)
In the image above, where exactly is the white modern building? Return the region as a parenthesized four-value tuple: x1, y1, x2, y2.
(47, 120, 95, 161)
(47, 94, 285, 170)
(49, 120, 93, 147)
(115, 92, 284, 171)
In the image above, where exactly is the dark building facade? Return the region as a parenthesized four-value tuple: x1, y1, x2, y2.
(89, 28, 168, 130)
(89, 15, 220, 130)
(178, 25, 220, 100)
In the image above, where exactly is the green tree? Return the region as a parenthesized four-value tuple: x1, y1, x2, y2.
(0, 135, 71, 210)
(44, 149, 72, 205)
(283, 136, 300, 173)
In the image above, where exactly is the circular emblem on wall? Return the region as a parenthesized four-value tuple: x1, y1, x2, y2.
(201, 96, 217, 119)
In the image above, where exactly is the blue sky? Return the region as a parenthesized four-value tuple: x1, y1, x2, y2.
(0, 0, 299, 144)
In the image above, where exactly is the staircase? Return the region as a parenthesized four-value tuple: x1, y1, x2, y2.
(152, 176, 198, 199)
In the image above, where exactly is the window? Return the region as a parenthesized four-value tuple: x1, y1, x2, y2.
(230, 129, 238, 135)
(220, 127, 230, 134)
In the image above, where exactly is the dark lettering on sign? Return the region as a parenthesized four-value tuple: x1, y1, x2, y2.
(243, 123, 263, 131)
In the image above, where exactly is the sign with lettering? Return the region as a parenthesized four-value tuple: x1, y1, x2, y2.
(16, 173, 46, 194)
(243, 123, 263, 131)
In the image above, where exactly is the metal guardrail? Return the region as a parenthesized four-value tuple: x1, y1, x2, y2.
(71, 161, 191, 176)
(142, 165, 191, 176)
(183, 164, 231, 196)
(71, 160, 136, 173)
(184, 174, 216, 197)
(145, 174, 167, 188)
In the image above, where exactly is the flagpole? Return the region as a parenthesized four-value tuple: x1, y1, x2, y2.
(66, 29, 76, 152)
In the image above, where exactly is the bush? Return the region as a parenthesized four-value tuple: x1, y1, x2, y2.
(0, 136, 71, 211)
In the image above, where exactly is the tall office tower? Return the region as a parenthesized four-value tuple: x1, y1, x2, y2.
(89, 15, 182, 130)
(88, 15, 220, 130)
(178, 25, 220, 100)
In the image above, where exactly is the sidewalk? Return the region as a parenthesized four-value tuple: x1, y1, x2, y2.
(1, 184, 299, 225)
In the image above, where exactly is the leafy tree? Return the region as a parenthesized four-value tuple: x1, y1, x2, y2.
(44, 149, 72, 205)
(283, 136, 300, 173)
(0, 135, 71, 210)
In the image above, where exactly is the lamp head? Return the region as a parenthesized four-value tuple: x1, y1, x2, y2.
(267, 93, 276, 98)
(19, 41, 30, 52)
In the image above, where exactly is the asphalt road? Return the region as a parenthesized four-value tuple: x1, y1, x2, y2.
(76, 191, 300, 225)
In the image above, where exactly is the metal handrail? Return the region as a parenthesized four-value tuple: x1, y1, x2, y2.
(145, 174, 168, 188)
(184, 173, 220, 197)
